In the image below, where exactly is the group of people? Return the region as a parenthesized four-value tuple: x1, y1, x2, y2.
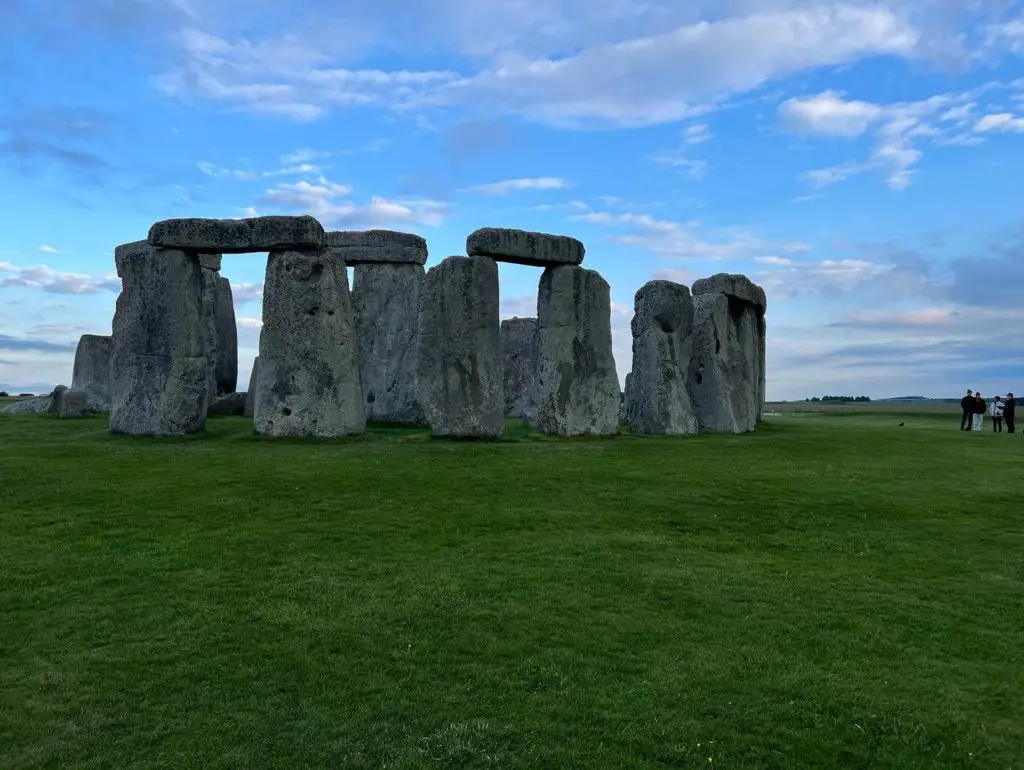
(960, 389, 1017, 433)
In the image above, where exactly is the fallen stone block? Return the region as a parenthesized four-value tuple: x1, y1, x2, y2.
(467, 227, 585, 268)
(208, 391, 247, 416)
(57, 388, 90, 418)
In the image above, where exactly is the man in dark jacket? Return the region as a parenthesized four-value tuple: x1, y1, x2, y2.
(1004, 393, 1016, 434)
(960, 388, 974, 430)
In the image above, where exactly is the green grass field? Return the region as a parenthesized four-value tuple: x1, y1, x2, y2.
(2, 411, 1022, 768)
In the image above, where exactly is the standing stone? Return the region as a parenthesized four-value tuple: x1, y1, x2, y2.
(351, 263, 425, 424)
(110, 244, 208, 436)
(71, 334, 113, 411)
(535, 265, 620, 437)
(214, 276, 238, 394)
(244, 357, 260, 418)
(254, 249, 365, 437)
(626, 281, 698, 435)
(198, 267, 221, 404)
(500, 317, 538, 420)
(416, 256, 504, 439)
(688, 273, 766, 434)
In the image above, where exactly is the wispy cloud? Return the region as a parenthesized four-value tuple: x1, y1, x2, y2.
(0, 261, 119, 294)
(461, 177, 568, 195)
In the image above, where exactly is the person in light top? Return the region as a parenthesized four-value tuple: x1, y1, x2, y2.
(990, 396, 1005, 433)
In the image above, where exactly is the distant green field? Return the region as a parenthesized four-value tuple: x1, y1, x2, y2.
(1, 412, 1022, 768)
(766, 401, 959, 415)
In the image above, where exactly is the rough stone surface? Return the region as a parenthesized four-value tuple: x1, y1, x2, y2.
(114, 240, 149, 278)
(208, 391, 247, 416)
(198, 268, 220, 403)
(148, 215, 325, 254)
(1, 396, 51, 415)
(467, 228, 585, 268)
(199, 254, 223, 271)
(71, 334, 113, 411)
(500, 317, 538, 420)
(351, 263, 425, 424)
(687, 291, 762, 434)
(47, 385, 69, 414)
(326, 230, 428, 265)
(626, 281, 699, 435)
(534, 265, 620, 436)
(254, 249, 365, 437)
(58, 388, 90, 418)
(109, 247, 208, 436)
(214, 276, 238, 394)
(692, 273, 767, 313)
(415, 256, 504, 439)
(244, 357, 259, 417)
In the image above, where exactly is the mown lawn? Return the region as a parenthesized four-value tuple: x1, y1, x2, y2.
(1, 411, 1022, 768)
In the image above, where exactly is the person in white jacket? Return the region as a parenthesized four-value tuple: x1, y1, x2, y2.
(991, 396, 1005, 433)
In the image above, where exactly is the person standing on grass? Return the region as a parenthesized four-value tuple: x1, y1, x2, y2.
(973, 392, 986, 432)
(1004, 393, 1016, 434)
(960, 388, 975, 430)
(991, 396, 1005, 433)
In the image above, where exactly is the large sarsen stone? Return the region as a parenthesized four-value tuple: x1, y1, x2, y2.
(148, 215, 324, 253)
(534, 265, 620, 436)
(71, 334, 113, 411)
(254, 248, 365, 437)
(415, 256, 504, 439)
(500, 317, 538, 420)
(326, 230, 428, 265)
(467, 228, 585, 267)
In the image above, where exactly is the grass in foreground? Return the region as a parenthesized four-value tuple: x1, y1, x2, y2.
(1, 412, 1022, 768)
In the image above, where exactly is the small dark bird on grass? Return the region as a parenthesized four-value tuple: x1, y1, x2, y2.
(897, 422, 905, 427)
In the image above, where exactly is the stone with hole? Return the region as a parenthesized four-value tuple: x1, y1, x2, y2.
(254, 248, 365, 437)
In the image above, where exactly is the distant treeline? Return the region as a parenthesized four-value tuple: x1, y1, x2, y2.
(803, 396, 871, 403)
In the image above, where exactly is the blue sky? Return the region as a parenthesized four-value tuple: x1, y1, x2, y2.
(3, 0, 1024, 399)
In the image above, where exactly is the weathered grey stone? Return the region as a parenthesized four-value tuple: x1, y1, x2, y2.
(57, 388, 90, 418)
(687, 290, 762, 434)
(254, 249, 365, 437)
(114, 239, 149, 278)
(534, 265, 620, 436)
(326, 230, 428, 265)
(71, 334, 112, 411)
(208, 391, 247, 416)
(1, 396, 51, 414)
(109, 246, 208, 436)
(148, 215, 325, 254)
(757, 314, 767, 424)
(213, 276, 238, 394)
(198, 268, 220, 404)
(626, 281, 698, 435)
(415, 256, 504, 439)
(47, 385, 68, 414)
(500, 317, 538, 420)
(467, 228, 585, 268)
(351, 263, 425, 424)
(199, 254, 222, 271)
(244, 357, 259, 417)
(692, 273, 767, 313)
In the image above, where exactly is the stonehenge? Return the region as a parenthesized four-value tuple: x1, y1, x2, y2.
(627, 281, 699, 435)
(534, 265, 621, 437)
(253, 247, 365, 437)
(36, 214, 767, 442)
(341, 230, 428, 424)
(416, 256, 504, 439)
(71, 335, 113, 411)
(500, 317, 538, 421)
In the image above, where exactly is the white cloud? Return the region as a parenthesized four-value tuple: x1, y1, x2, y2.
(255, 174, 447, 228)
(974, 112, 1024, 132)
(779, 90, 883, 137)
(462, 177, 569, 195)
(37, 244, 61, 254)
(0, 262, 120, 295)
(198, 160, 258, 180)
